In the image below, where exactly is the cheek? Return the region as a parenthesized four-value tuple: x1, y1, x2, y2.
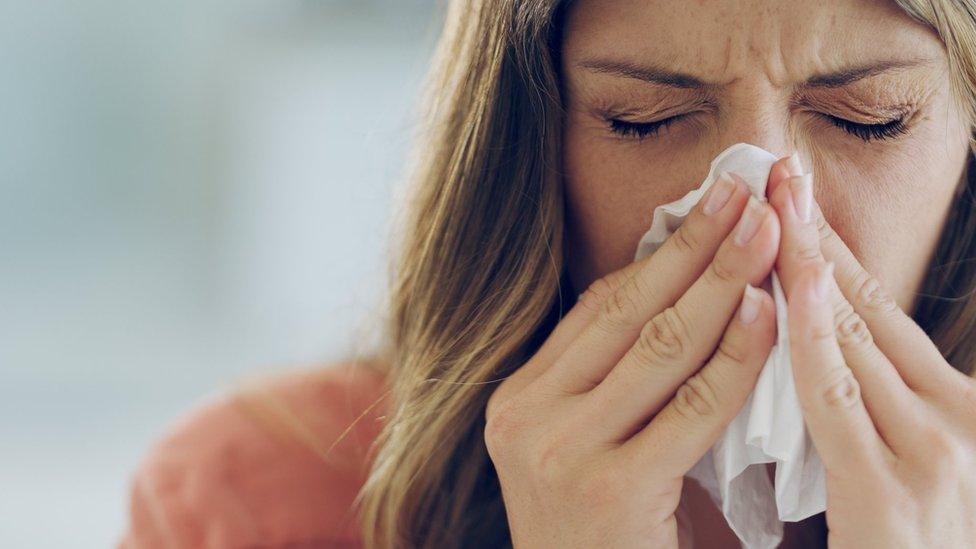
(561, 125, 709, 283)
(810, 86, 970, 268)
(809, 126, 967, 296)
(812, 155, 925, 275)
(561, 107, 969, 295)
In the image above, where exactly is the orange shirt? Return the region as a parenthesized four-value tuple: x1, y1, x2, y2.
(118, 360, 824, 548)
(117, 362, 389, 548)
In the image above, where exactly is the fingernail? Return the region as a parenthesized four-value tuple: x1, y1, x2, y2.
(739, 283, 762, 324)
(812, 261, 834, 301)
(786, 151, 804, 177)
(734, 195, 765, 246)
(703, 171, 736, 216)
(789, 173, 813, 223)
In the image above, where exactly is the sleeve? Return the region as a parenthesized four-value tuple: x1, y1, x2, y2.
(116, 393, 264, 548)
(116, 457, 203, 548)
(116, 363, 389, 549)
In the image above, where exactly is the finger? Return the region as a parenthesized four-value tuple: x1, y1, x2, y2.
(586, 196, 780, 440)
(767, 153, 950, 391)
(763, 151, 796, 199)
(767, 158, 924, 453)
(487, 260, 645, 414)
(544, 173, 755, 394)
(616, 284, 776, 476)
(764, 154, 823, 298)
(788, 260, 893, 477)
(811, 198, 957, 393)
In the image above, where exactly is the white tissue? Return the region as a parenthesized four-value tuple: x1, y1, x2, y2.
(633, 143, 826, 549)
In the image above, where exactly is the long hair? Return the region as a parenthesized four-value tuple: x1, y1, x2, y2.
(349, 0, 976, 546)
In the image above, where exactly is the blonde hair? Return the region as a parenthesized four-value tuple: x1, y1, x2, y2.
(294, 0, 976, 546)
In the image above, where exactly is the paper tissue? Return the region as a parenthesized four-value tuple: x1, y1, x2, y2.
(633, 143, 827, 549)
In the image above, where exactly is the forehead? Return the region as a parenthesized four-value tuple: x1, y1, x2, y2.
(561, 0, 945, 86)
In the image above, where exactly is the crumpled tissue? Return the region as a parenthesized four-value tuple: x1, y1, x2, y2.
(632, 143, 827, 549)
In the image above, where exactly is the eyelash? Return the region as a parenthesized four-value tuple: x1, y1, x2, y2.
(822, 114, 910, 141)
(607, 113, 910, 142)
(607, 116, 681, 140)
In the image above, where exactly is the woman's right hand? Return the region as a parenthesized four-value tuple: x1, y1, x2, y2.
(484, 170, 783, 548)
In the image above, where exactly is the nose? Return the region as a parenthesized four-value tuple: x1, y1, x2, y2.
(715, 106, 800, 195)
(719, 112, 794, 161)
(716, 121, 788, 158)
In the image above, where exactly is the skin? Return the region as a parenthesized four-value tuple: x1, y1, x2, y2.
(484, 0, 976, 547)
(560, 0, 969, 312)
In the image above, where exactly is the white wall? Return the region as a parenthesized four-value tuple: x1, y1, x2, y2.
(0, 1, 439, 546)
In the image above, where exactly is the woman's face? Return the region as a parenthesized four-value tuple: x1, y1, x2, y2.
(560, 0, 971, 312)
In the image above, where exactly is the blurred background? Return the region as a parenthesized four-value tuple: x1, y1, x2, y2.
(0, 1, 440, 546)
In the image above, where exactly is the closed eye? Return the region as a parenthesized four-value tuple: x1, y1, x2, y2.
(822, 114, 910, 141)
(607, 115, 683, 139)
(606, 113, 911, 142)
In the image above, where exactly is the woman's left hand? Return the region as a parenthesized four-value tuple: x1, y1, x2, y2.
(766, 154, 976, 548)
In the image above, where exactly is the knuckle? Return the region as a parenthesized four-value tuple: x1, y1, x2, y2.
(713, 336, 750, 368)
(851, 272, 899, 315)
(806, 319, 837, 343)
(792, 242, 822, 263)
(673, 374, 721, 420)
(815, 210, 838, 243)
(484, 387, 505, 425)
(532, 435, 565, 481)
(705, 255, 739, 286)
(485, 375, 521, 426)
(635, 307, 692, 364)
(818, 368, 862, 410)
(483, 411, 511, 451)
(601, 289, 637, 329)
(919, 428, 969, 472)
(578, 276, 616, 314)
(834, 306, 874, 350)
(670, 224, 701, 254)
(599, 276, 647, 329)
(484, 404, 525, 460)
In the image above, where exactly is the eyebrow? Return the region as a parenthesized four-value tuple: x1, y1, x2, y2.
(576, 57, 934, 89)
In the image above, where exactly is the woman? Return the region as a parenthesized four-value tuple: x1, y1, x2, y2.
(119, 0, 976, 547)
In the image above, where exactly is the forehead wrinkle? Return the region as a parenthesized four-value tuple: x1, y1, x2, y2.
(719, 33, 737, 86)
(563, 0, 950, 99)
(668, 8, 824, 91)
(678, 1, 932, 91)
(702, 2, 792, 89)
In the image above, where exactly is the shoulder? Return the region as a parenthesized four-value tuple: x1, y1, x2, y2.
(118, 360, 390, 549)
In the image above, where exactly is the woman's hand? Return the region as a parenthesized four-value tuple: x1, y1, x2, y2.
(484, 173, 780, 548)
(767, 155, 976, 548)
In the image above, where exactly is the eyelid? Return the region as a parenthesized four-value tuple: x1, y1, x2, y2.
(594, 94, 713, 120)
(611, 113, 683, 125)
(802, 102, 918, 129)
(791, 96, 916, 123)
(607, 105, 711, 126)
(821, 110, 908, 125)
(821, 113, 911, 141)
(605, 112, 694, 140)
(602, 103, 918, 142)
